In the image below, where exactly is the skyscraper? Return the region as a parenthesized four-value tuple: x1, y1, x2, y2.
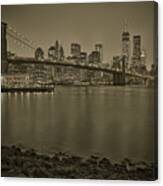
(132, 35, 141, 62)
(59, 46, 64, 61)
(112, 56, 121, 69)
(122, 31, 130, 64)
(95, 44, 103, 62)
(131, 35, 142, 72)
(140, 49, 146, 65)
(71, 43, 81, 58)
(35, 47, 44, 61)
(88, 51, 100, 63)
(48, 46, 56, 60)
(80, 52, 87, 63)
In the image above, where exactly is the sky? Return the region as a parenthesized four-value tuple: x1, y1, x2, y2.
(1, 2, 156, 68)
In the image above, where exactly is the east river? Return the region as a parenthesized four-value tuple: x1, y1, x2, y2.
(1, 86, 155, 162)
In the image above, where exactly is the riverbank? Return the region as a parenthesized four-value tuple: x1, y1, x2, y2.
(1, 87, 54, 93)
(1, 145, 157, 180)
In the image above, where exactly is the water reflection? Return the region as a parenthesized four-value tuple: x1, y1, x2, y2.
(1, 86, 154, 161)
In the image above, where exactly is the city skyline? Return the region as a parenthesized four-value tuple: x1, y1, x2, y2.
(2, 2, 155, 68)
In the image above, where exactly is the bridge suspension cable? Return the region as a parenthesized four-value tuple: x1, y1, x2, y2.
(7, 31, 35, 50)
(7, 25, 36, 51)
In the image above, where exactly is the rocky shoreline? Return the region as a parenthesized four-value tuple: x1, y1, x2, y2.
(1, 145, 157, 180)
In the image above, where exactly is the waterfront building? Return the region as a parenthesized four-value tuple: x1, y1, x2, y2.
(1, 74, 30, 88)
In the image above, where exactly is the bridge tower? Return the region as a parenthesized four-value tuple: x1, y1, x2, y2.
(121, 55, 126, 85)
(1, 22, 8, 74)
(113, 55, 126, 86)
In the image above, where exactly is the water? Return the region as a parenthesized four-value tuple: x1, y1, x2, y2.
(1, 86, 155, 161)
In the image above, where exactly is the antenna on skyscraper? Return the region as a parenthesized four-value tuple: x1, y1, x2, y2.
(123, 20, 128, 32)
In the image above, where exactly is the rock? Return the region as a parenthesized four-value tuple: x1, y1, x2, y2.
(135, 161, 148, 170)
(126, 163, 136, 172)
(86, 157, 98, 167)
(14, 147, 22, 156)
(43, 161, 53, 169)
(51, 155, 59, 162)
(25, 149, 36, 157)
(7, 168, 22, 177)
(90, 155, 99, 160)
(99, 158, 111, 169)
(39, 154, 50, 161)
(17, 173, 26, 177)
(22, 160, 34, 169)
(121, 158, 136, 172)
(1, 145, 154, 180)
(1, 164, 11, 172)
(15, 158, 23, 167)
(32, 167, 47, 177)
(2, 146, 15, 157)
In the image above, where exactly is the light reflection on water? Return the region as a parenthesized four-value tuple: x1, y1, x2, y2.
(1, 86, 155, 161)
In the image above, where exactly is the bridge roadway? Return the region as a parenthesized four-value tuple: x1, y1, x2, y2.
(7, 57, 154, 81)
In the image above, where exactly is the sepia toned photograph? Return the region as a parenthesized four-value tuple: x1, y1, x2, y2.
(1, 1, 158, 180)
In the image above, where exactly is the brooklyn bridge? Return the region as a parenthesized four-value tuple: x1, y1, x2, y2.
(1, 22, 154, 88)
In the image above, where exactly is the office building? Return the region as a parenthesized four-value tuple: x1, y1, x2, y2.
(122, 31, 130, 63)
(35, 47, 44, 61)
(89, 51, 100, 63)
(132, 35, 141, 61)
(95, 44, 103, 62)
(80, 52, 87, 63)
(71, 43, 81, 58)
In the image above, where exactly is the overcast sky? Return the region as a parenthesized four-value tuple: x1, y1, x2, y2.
(2, 2, 155, 68)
